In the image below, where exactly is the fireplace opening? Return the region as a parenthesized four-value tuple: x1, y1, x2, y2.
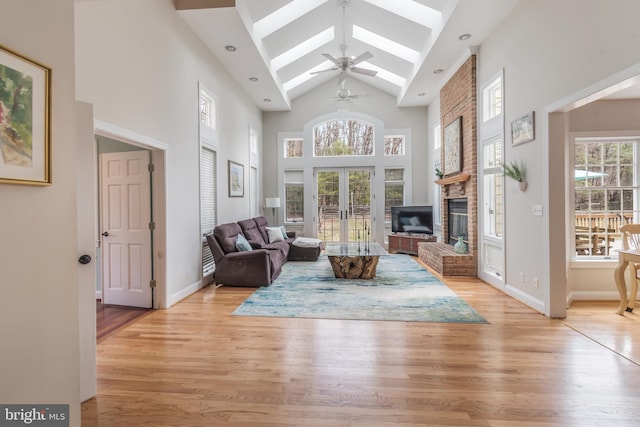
(448, 198, 468, 245)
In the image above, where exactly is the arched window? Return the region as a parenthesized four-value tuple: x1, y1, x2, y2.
(313, 119, 374, 156)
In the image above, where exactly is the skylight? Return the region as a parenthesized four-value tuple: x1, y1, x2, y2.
(253, 0, 329, 39)
(358, 62, 406, 87)
(283, 60, 334, 92)
(362, 0, 442, 29)
(352, 25, 420, 64)
(271, 27, 335, 71)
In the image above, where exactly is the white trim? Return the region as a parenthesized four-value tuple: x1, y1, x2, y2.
(95, 291, 102, 300)
(170, 279, 204, 306)
(94, 119, 169, 151)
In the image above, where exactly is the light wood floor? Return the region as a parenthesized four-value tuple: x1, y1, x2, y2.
(82, 264, 640, 426)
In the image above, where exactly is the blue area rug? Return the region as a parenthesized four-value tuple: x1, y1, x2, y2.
(232, 255, 488, 323)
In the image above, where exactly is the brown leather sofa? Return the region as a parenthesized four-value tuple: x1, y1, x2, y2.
(206, 216, 322, 287)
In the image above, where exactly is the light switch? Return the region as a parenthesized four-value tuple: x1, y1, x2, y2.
(532, 205, 543, 216)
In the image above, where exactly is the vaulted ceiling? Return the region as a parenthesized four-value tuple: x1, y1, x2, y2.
(177, 0, 521, 111)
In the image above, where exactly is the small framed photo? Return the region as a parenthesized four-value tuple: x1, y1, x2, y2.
(228, 160, 244, 197)
(0, 44, 51, 185)
(443, 116, 462, 176)
(511, 111, 535, 146)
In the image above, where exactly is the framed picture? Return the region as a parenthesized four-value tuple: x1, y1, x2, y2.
(0, 44, 51, 185)
(443, 116, 462, 176)
(511, 111, 535, 146)
(228, 160, 244, 197)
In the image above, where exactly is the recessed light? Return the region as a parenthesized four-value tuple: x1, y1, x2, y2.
(263, 98, 272, 103)
(225, 45, 237, 52)
(433, 69, 444, 74)
(249, 77, 258, 82)
(418, 92, 426, 97)
(458, 33, 471, 41)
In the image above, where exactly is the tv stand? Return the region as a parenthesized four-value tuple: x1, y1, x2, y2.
(388, 233, 437, 255)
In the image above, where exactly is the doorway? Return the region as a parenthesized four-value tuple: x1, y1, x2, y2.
(316, 168, 374, 242)
(100, 149, 153, 308)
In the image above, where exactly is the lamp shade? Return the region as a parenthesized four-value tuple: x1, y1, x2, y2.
(265, 197, 281, 208)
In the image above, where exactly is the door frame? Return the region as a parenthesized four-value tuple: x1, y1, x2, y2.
(315, 167, 375, 242)
(94, 120, 168, 309)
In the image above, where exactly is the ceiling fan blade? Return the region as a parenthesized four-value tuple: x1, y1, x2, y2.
(351, 67, 377, 77)
(351, 51, 373, 65)
(310, 66, 340, 75)
(322, 53, 342, 65)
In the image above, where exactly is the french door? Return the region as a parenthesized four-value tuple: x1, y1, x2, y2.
(316, 168, 374, 242)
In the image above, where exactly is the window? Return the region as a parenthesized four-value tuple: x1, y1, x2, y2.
(201, 147, 217, 275)
(384, 135, 405, 156)
(200, 91, 216, 130)
(384, 169, 404, 235)
(285, 171, 304, 222)
(574, 137, 639, 258)
(313, 119, 374, 157)
(482, 76, 502, 121)
(483, 136, 503, 238)
(284, 138, 303, 158)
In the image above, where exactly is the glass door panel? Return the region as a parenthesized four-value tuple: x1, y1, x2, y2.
(317, 171, 341, 242)
(316, 168, 373, 242)
(347, 170, 372, 242)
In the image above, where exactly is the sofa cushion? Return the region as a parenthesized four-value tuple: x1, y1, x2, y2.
(238, 218, 266, 246)
(266, 226, 285, 243)
(235, 233, 252, 251)
(253, 216, 270, 242)
(213, 222, 242, 254)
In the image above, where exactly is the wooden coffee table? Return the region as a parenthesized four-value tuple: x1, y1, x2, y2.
(324, 242, 388, 279)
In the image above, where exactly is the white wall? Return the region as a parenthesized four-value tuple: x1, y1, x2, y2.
(75, 0, 262, 305)
(0, 0, 81, 424)
(263, 77, 430, 215)
(473, 0, 640, 316)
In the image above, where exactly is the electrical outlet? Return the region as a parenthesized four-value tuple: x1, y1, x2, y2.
(533, 277, 539, 288)
(532, 205, 543, 216)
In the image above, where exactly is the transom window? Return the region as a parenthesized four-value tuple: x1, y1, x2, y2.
(200, 91, 216, 129)
(384, 135, 405, 156)
(313, 119, 374, 157)
(482, 76, 502, 122)
(574, 136, 639, 258)
(284, 138, 303, 158)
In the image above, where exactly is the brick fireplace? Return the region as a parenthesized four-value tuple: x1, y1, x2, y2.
(419, 54, 478, 277)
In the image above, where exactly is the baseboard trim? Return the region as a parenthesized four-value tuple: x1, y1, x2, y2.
(170, 279, 204, 307)
(96, 291, 102, 300)
(567, 290, 620, 306)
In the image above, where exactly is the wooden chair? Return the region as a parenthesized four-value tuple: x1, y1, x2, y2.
(619, 224, 640, 311)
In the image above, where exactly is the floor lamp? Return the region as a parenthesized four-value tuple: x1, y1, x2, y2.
(265, 197, 281, 222)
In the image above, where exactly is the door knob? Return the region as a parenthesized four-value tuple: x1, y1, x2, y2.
(78, 254, 92, 264)
(102, 231, 109, 237)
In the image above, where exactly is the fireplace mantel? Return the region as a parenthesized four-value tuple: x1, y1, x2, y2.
(435, 172, 470, 196)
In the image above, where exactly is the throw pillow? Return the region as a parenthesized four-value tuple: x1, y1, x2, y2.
(266, 226, 285, 243)
(280, 225, 288, 239)
(235, 233, 252, 251)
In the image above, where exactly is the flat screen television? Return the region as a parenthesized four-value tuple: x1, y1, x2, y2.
(391, 205, 434, 235)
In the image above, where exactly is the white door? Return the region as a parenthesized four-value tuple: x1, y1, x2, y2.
(316, 168, 374, 242)
(100, 150, 152, 308)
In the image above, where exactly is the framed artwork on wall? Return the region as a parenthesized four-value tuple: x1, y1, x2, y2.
(511, 111, 535, 146)
(228, 160, 244, 197)
(443, 116, 462, 176)
(0, 44, 51, 185)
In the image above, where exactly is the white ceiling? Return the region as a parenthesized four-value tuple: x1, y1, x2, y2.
(177, 0, 522, 111)
(177, 0, 639, 111)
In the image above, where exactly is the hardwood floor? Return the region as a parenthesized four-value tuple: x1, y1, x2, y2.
(82, 266, 640, 426)
(96, 300, 152, 343)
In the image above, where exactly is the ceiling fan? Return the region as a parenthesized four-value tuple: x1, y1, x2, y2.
(311, 0, 378, 84)
(333, 82, 369, 103)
